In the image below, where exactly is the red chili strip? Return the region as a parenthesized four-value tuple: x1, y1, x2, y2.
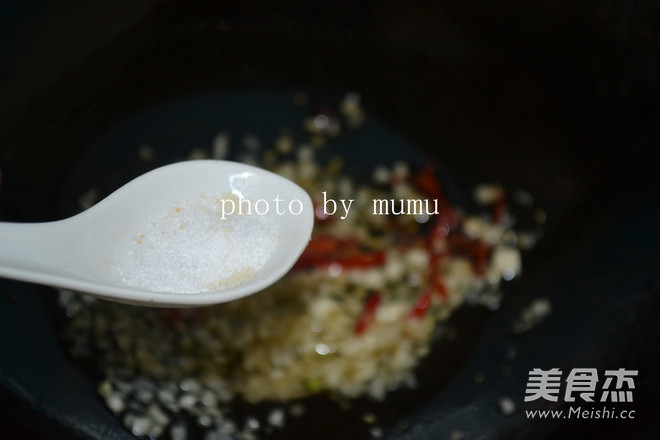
(330, 251, 386, 268)
(409, 274, 448, 321)
(295, 236, 386, 270)
(427, 210, 459, 252)
(446, 233, 490, 275)
(413, 164, 445, 200)
(354, 292, 382, 335)
(313, 201, 334, 223)
(492, 193, 507, 224)
(431, 274, 449, 299)
(410, 290, 432, 320)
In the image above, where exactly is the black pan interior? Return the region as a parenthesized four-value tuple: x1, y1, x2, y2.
(0, 2, 658, 439)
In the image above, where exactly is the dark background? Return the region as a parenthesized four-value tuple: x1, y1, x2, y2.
(0, 1, 658, 439)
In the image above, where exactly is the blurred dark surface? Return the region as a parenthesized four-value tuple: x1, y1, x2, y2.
(0, 1, 658, 439)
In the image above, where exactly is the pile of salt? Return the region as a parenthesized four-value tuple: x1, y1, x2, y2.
(111, 194, 280, 293)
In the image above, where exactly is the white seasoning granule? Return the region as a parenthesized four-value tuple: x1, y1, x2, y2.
(512, 298, 552, 334)
(499, 396, 516, 415)
(340, 92, 366, 129)
(392, 161, 409, 181)
(267, 407, 285, 428)
(372, 165, 391, 185)
(274, 133, 294, 155)
(473, 183, 504, 205)
(211, 131, 230, 160)
(488, 245, 522, 281)
(296, 145, 314, 163)
(188, 148, 209, 160)
(78, 187, 99, 211)
(111, 194, 280, 294)
(170, 423, 188, 440)
(288, 403, 305, 417)
(105, 392, 125, 414)
(138, 144, 156, 162)
(238, 153, 259, 167)
(339, 91, 361, 116)
(242, 133, 262, 152)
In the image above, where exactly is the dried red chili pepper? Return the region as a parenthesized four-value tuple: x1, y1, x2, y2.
(354, 292, 383, 335)
(431, 274, 449, 299)
(446, 233, 490, 275)
(413, 164, 444, 199)
(410, 291, 432, 320)
(331, 251, 386, 268)
(295, 236, 386, 270)
(313, 201, 334, 223)
(492, 193, 507, 224)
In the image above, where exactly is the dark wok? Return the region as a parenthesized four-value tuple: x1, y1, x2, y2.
(0, 1, 658, 439)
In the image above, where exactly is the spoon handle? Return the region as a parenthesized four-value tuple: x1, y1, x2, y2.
(0, 221, 70, 284)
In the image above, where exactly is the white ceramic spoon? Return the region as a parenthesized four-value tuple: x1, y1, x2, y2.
(0, 160, 314, 307)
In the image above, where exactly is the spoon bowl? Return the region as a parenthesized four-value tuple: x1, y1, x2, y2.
(0, 160, 314, 307)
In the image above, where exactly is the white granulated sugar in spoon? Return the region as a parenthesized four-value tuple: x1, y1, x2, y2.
(112, 194, 280, 294)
